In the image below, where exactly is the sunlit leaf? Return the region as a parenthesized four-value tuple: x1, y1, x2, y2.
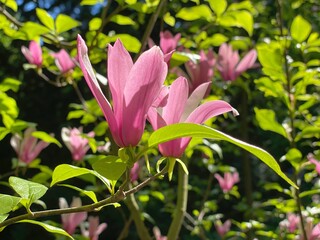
(111, 14, 135, 25)
(0, 78, 21, 92)
(163, 12, 175, 27)
(18, 220, 74, 239)
(109, 34, 141, 53)
(0, 194, 21, 214)
(0, 0, 17, 11)
(55, 14, 81, 34)
(207, 0, 227, 16)
(31, 131, 62, 147)
(19, 22, 51, 39)
(36, 8, 55, 30)
(92, 156, 127, 182)
(148, 123, 297, 188)
(89, 18, 102, 31)
(58, 184, 98, 203)
(80, 0, 103, 5)
(291, 15, 312, 43)
(176, 5, 212, 21)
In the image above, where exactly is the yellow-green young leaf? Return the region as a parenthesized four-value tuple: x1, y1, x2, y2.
(125, 0, 137, 4)
(19, 22, 52, 39)
(0, 78, 21, 92)
(291, 15, 312, 43)
(227, 10, 253, 36)
(0, 0, 17, 11)
(57, 184, 98, 203)
(1, 112, 14, 129)
(148, 123, 297, 189)
(9, 177, 48, 204)
(0, 92, 18, 118)
(92, 156, 127, 182)
(254, 108, 288, 138)
(67, 110, 85, 120)
(176, 5, 213, 21)
(200, 33, 228, 48)
(18, 220, 74, 240)
(111, 14, 135, 25)
(207, 0, 227, 16)
(31, 131, 62, 147)
(0, 194, 21, 214)
(55, 14, 81, 34)
(109, 34, 141, 53)
(80, 0, 103, 5)
(163, 12, 175, 27)
(36, 8, 55, 30)
(0, 127, 10, 141)
(89, 18, 102, 31)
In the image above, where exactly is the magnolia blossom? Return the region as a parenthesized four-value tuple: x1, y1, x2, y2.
(280, 213, 300, 233)
(61, 127, 94, 161)
(59, 197, 87, 235)
(185, 49, 216, 95)
(81, 216, 107, 240)
(147, 77, 238, 158)
(10, 127, 50, 164)
(300, 218, 320, 240)
(217, 43, 257, 81)
(21, 40, 43, 67)
(214, 219, 231, 238)
(77, 35, 167, 147)
(308, 154, 320, 175)
(130, 161, 140, 182)
(153, 226, 167, 240)
(51, 49, 76, 74)
(214, 172, 240, 193)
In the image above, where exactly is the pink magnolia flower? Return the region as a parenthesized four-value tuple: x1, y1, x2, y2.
(59, 197, 87, 235)
(214, 172, 240, 193)
(153, 226, 167, 240)
(51, 49, 76, 74)
(61, 127, 94, 161)
(10, 127, 50, 164)
(81, 216, 107, 240)
(21, 40, 43, 67)
(77, 35, 167, 147)
(300, 218, 320, 240)
(130, 161, 140, 182)
(280, 213, 300, 233)
(147, 77, 238, 158)
(308, 154, 320, 175)
(217, 43, 257, 81)
(214, 219, 231, 238)
(185, 49, 216, 95)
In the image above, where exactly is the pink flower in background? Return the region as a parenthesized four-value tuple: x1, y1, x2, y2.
(10, 127, 50, 164)
(81, 216, 107, 240)
(21, 40, 43, 67)
(214, 219, 231, 238)
(59, 197, 87, 235)
(61, 127, 94, 161)
(300, 218, 320, 240)
(153, 226, 167, 240)
(160, 30, 181, 54)
(130, 162, 140, 182)
(77, 35, 167, 147)
(214, 172, 240, 193)
(217, 43, 257, 81)
(148, 77, 238, 158)
(51, 49, 76, 74)
(287, 213, 300, 233)
(308, 154, 320, 175)
(185, 49, 216, 95)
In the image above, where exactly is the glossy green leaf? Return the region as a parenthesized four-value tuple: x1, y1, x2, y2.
(148, 123, 297, 188)
(254, 77, 285, 98)
(0, 127, 10, 141)
(55, 14, 81, 34)
(254, 108, 288, 138)
(58, 184, 98, 203)
(176, 5, 212, 21)
(36, 8, 55, 30)
(208, 0, 227, 16)
(9, 177, 48, 205)
(163, 12, 175, 27)
(1, 0, 18, 11)
(80, 0, 103, 5)
(0, 92, 18, 118)
(19, 22, 52, 39)
(0, 214, 9, 224)
(291, 15, 312, 43)
(221, 10, 253, 36)
(89, 18, 102, 31)
(0, 194, 21, 214)
(50, 164, 111, 191)
(0, 78, 21, 92)
(31, 131, 62, 147)
(111, 14, 135, 25)
(92, 156, 127, 182)
(18, 220, 74, 239)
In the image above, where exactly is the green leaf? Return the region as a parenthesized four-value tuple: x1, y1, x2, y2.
(18, 220, 74, 239)
(0, 92, 19, 118)
(0, 0, 17, 11)
(163, 12, 175, 27)
(0, 127, 10, 141)
(36, 8, 55, 30)
(89, 18, 102, 31)
(254, 108, 288, 138)
(291, 15, 312, 43)
(51, 164, 111, 192)
(67, 110, 85, 120)
(55, 14, 81, 34)
(148, 123, 297, 188)
(9, 177, 48, 206)
(58, 184, 98, 203)
(111, 14, 135, 25)
(0, 78, 21, 92)
(222, 10, 253, 36)
(109, 34, 141, 53)
(80, 0, 103, 5)
(92, 156, 127, 181)
(19, 22, 51, 39)
(31, 131, 62, 147)
(0, 214, 9, 224)
(0, 194, 21, 214)
(207, 0, 227, 16)
(176, 5, 212, 21)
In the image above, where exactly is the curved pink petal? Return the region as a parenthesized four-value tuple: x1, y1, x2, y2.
(121, 46, 167, 146)
(29, 41, 43, 66)
(52, 49, 75, 73)
(77, 35, 121, 145)
(235, 49, 257, 74)
(162, 76, 189, 124)
(147, 107, 167, 130)
(107, 39, 133, 122)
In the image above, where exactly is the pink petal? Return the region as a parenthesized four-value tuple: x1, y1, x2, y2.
(29, 41, 42, 66)
(152, 85, 169, 108)
(162, 76, 189, 124)
(77, 35, 121, 146)
(235, 49, 257, 74)
(121, 46, 167, 146)
(21, 46, 34, 64)
(147, 107, 167, 130)
(52, 49, 75, 73)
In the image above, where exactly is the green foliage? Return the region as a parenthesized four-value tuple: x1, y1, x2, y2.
(31, 131, 62, 147)
(290, 15, 312, 43)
